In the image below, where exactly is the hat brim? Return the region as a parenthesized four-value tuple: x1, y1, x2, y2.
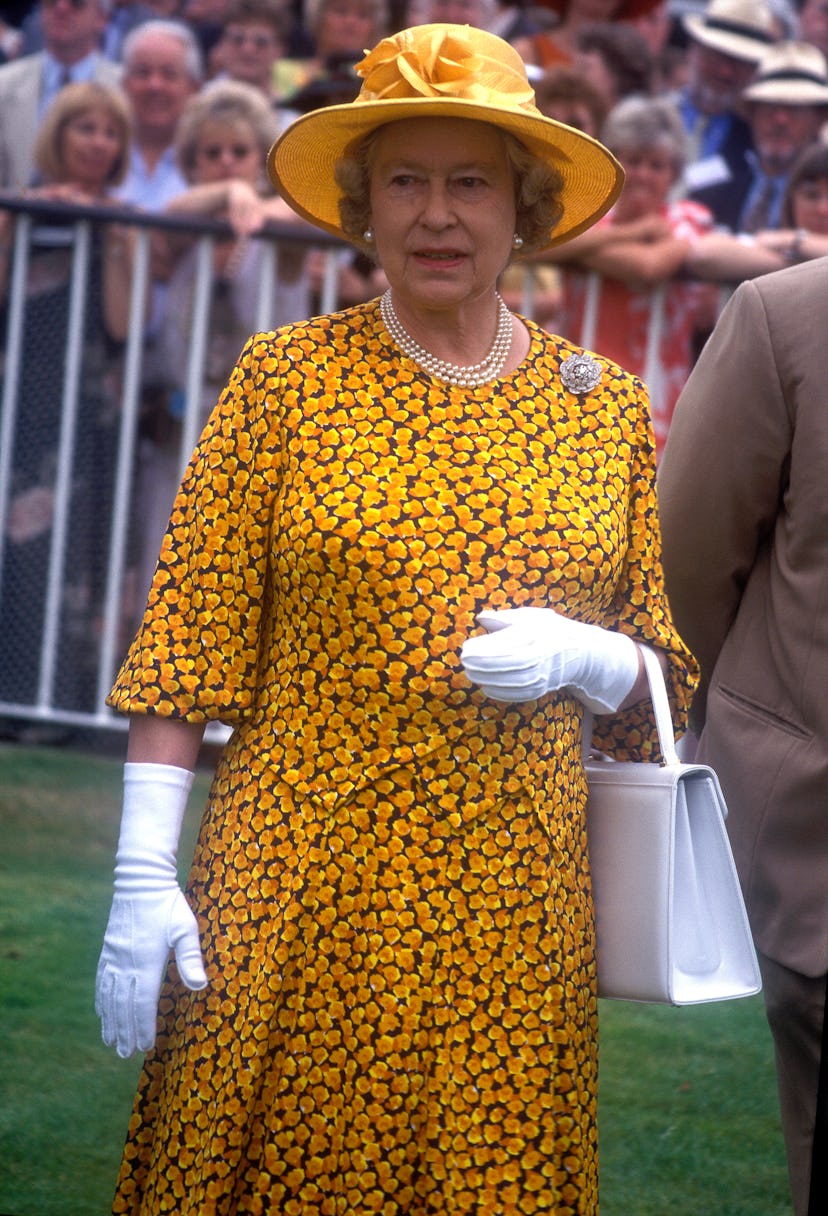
(268, 96, 624, 251)
(744, 80, 828, 105)
(683, 13, 773, 63)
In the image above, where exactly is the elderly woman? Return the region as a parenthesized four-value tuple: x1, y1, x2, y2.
(551, 95, 716, 459)
(96, 24, 696, 1213)
(157, 78, 312, 406)
(134, 80, 312, 604)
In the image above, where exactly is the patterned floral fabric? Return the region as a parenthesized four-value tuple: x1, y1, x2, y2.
(108, 299, 696, 1215)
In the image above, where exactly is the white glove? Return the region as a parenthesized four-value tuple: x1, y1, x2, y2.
(460, 607, 640, 712)
(95, 762, 208, 1059)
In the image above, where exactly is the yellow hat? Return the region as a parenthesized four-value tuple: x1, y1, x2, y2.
(268, 23, 623, 251)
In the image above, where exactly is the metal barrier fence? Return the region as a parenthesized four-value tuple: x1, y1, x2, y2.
(0, 196, 347, 736)
(0, 194, 694, 737)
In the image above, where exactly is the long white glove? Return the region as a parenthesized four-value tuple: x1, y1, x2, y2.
(95, 762, 208, 1059)
(460, 607, 640, 712)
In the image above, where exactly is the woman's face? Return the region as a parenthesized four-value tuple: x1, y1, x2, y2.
(573, 48, 617, 108)
(368, 117, 517, 320)
(613, 143, 676, 220)
(219, 20, 283, 92)
(316, 0, 377, 58)
(60, 104, 123, 192)
(539, 97, 599, 138)
(791, 175, 828, 234)
(192, 117, 261, 186)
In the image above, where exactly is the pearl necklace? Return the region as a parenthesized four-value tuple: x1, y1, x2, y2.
(380, 289, 513, 388)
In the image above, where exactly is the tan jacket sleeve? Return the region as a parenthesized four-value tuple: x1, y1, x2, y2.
(656, 276, 793, 729)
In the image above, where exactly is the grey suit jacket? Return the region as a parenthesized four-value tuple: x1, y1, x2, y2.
(0, 52, 122, 191)
(658, 258, 828, 977)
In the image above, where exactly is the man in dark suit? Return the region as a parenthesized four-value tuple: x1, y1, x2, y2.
(658, 257, 828, 1216)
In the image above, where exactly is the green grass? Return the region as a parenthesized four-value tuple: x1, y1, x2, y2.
(0, 743, 791, 1215)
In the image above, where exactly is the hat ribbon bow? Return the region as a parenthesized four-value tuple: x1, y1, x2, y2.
(355, 26, 534, 108)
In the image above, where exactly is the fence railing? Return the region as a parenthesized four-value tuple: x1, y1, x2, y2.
(0, 196, 347, 735)
(0, 194, 721, 736)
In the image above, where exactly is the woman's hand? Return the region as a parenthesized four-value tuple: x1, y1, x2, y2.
(96, 762, 208, 1059)
(224, 179, 268, 237)
(25, 182, 101, 207)
(461, 606, 640, 712)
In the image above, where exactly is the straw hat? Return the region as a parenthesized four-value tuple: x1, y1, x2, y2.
(683, 0, 776, 64)
(267, 23, 624, 250)
(743, 42, 828, 106)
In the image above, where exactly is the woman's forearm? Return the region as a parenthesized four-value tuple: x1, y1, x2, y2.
(580, 237, 691, 287)
(102, 225, 139, 340)
(617, 645, 667, 710)
(686, 232, 786, 281)
(126, 714, 206, 769)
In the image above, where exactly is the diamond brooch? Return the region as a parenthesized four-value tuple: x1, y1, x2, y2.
(560, 352, 602, 395)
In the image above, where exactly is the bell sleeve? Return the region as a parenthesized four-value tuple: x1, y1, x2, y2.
(108, 334, 285, 724)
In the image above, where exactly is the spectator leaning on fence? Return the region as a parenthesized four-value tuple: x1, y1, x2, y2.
(0, 0, 122, 192)
(158, 77, 313, 380)
(686, 136, 828, 280)
(548, 94, 716, 461)
(132, 78, 313, 607)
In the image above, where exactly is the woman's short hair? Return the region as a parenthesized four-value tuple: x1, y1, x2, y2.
(303, 0, 389, 41)
(600, 95, 688, 175)
(782, 139, 828, 225)
(223, 0, 292, 41)
(121, 19, 205, 84)
(175, 80, 281, 182)
(533, 67, 609, 138)
(334, 123, 565, 257)
(34, 81, 132, 187)
(576, 22, 654, 102)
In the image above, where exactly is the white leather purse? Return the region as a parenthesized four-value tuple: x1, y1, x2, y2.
(585, 646, 762, 1005)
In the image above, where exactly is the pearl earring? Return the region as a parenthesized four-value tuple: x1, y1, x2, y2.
(363, 227, 374, 242)
(512, 233, 524, 250)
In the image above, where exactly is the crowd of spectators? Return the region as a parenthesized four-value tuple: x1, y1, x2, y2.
(3, 0, 828, 432)
(3, 0, 828, 715)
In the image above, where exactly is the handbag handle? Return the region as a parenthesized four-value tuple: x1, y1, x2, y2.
(583, 645, 680, 767)
(638, 646, 680, 767)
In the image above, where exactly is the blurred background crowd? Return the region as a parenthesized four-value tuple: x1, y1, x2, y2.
(3, 0, 828, 724)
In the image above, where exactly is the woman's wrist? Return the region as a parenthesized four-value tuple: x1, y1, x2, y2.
(789, 228, 809, 261)
(107, 228, 130, 261)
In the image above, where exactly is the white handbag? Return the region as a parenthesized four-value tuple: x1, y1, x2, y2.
(585, 646, 762, 1005)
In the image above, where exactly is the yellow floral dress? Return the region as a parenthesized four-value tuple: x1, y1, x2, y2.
(108, 300, 696, 1215)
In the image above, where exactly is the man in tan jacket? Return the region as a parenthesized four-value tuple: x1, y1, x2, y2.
(0, 0, 121, 192)
(658, 257, 828, 1216)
